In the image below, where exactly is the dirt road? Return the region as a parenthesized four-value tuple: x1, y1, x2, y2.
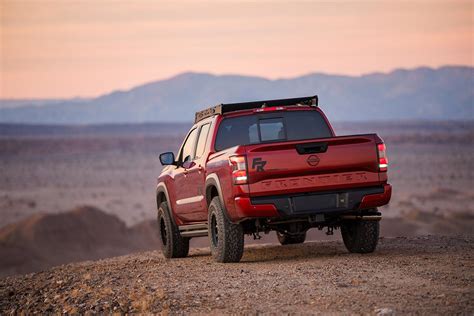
(1, 235, 472, 314)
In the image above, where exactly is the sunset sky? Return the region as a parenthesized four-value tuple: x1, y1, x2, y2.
(1, 0, 473, 99)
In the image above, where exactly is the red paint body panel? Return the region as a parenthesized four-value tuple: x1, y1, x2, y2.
(358, 184, 392, 210)
(232, 197, 279, 220)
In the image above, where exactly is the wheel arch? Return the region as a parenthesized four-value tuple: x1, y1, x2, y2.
(205, 173, 234, 222)
(156, 182, 178, 225)
(156, 191, 167, 209)
(205, 173, 225, 207)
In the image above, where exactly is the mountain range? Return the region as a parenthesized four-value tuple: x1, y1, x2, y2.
(0, 66, 472, 124)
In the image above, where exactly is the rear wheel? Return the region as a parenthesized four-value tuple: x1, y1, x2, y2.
(208, 197, 244, 263)
(276, 231, 306, 245)
(341, 216, 379, 253)
(157, 201, 189, 258)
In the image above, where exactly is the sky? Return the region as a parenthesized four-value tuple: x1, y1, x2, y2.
(1, 0, 473, 99)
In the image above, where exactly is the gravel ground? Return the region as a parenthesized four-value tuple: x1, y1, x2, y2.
(0, 235, 472, 314)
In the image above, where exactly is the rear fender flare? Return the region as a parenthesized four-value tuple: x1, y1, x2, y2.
(205, 173, 232, 221)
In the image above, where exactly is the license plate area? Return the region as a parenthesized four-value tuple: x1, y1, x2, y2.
(292, 192, 349, 213)
(250, 186, 385, 216)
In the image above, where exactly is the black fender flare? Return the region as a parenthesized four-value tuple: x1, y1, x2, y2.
(205, 173, 233, 222)
(156, 182, 178, 226)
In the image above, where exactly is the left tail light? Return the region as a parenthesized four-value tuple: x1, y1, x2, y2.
(377, 143, 388, 172)
(229, 156, 248, 185)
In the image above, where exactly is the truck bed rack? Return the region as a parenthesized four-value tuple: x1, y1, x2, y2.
(195, 95, 318, 123)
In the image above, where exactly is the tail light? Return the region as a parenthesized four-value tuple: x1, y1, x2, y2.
(377, 143, 388, 172)
(229, 156, 248, 185)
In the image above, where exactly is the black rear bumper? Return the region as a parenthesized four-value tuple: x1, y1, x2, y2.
(250, 186, 384, 217)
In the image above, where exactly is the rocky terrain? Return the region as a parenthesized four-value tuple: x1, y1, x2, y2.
(0, 235, 472, 314)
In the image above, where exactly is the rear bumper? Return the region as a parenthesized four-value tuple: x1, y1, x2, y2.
(232, 184, 391, 220)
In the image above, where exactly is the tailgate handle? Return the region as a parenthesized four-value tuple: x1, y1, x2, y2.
(295, 142, 328, 154)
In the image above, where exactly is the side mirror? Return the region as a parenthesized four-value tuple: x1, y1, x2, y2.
(159, 152, 175, 166)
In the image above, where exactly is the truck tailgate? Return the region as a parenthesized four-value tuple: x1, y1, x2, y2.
(245, 134, 381, 197)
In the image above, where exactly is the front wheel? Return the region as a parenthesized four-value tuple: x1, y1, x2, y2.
(208, 197, 244, 263)
(341, 218, 379, 253)
(157, 201, 189, 258)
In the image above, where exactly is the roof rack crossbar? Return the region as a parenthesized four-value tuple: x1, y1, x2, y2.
(194, 95, 318, 123)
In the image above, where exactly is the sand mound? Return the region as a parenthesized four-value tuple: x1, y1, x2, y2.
(0, 206, 160, 277)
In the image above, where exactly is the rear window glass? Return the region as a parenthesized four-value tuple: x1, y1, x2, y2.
(215, 110, 332, 151)
(260, 118, 285, 142)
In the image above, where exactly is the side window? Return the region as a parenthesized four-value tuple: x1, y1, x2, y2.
(180, 128, 198, 163)
(195, 123, 211, 159)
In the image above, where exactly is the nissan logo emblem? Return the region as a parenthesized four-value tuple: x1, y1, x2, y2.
(307, 155, 320, 167)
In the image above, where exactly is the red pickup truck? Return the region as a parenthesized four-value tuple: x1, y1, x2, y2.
(157, 96, 391, 262)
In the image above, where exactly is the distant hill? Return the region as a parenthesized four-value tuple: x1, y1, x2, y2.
(0, 66, 472, 124)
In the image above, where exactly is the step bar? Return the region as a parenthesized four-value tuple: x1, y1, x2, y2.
(179, 223, 208, 237)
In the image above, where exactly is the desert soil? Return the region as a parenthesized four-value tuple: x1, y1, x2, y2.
(1, 235, 472, 314)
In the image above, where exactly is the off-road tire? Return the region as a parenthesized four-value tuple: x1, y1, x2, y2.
(208, 197, 244, 263)
(276, 231, 306, 245)
(157, 201, 189, 258)
(341, 219, 379, 253)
